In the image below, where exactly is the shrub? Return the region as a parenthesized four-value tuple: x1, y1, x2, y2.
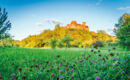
(92, 40, 104, 48)
(50, 38, 57, 48)
(57, 40, 64, 48)
(62, 35, 73, 48)
(72, 41, 81, 47)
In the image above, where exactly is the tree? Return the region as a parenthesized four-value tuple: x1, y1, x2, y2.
(55, 24, 60, 29)
(92, 40, 104, 48)
(72, 41, 81, 47)
(97, 30, 108, 41)
(57, 39, 64, 48)
(97, 30, 106, 34)
(0, 8, 11, 40)
(62, 35, 73, 48)
(50, 38, 57, 48)
(115, 13, 130, 28)
(115, 13, 130, 49)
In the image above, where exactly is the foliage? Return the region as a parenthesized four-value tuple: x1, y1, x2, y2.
(50, 38, 57, 48)
(18, 24, 116, 48)
(57, 39, 64, 48)
(0, 8, 11, 40)
(20, 35, 45, 48)
(72, 41, 82, 47)
(115, 13, 130, 28)
(0, 37, 13, 46)
(92, 40, 104, 48)
(62, 35, 73, 48)
(115, 13, 130, 49)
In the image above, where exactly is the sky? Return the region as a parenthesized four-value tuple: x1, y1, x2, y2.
(0, 0, 130, 40)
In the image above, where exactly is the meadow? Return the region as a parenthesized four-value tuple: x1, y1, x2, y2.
(0, 47, 129, 80)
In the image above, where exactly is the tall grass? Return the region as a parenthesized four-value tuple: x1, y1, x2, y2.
(0, 47, 129, 80)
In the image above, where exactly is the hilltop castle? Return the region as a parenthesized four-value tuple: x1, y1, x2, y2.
(64, 21, 89, 31)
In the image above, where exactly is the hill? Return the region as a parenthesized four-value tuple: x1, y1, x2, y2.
(19, 24, 116, 48)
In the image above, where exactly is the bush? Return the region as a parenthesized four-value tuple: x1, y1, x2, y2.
(50, 38, 57, 48)
(72, 41, 81, 48)
(62, 35, 73, 48)
(92, 40, 104, 48)
(57, 40, 64, 48)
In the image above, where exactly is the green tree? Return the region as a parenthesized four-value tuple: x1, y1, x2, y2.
(115, 13, 130, 49)
(92, 40, 104, 48)
(50, 38, 57, 48)
(62, 35, 73, 48)
(0, 8, 11, 40)
(73, 41, 81, 47)
(57, 39, 64, 48)
(115, 13, 130, 28)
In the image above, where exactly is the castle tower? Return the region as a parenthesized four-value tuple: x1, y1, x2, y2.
(71, 21, 77, 24)
(82, 22, 86, 26)
(82, 22, 86, 29)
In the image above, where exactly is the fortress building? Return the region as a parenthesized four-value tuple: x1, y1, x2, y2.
(64, 21, 89, 31)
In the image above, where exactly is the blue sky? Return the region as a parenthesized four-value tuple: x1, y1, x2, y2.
(0, 0, 130, 40)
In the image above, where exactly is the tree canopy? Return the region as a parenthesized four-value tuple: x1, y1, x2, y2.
(0, 8, 11, 40)
(115, 13, 130, 49)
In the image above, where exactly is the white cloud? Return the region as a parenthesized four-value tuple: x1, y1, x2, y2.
(96, 0, 102, 6)
(44, 18, 64, 24)
(35, 22, 43, 26)
(118, 6, 130, 11)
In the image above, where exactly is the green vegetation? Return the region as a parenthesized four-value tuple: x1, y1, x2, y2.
(0, 47, 129, 80)
(115, 13, 130, 49)
(0, 8, 129, 80)
(92, 40, 104, 48)
(50, 38, 57, 48)
(0, 8, 11, 46)
(18, 27, 116, 48)
(62, 35, 74, 48)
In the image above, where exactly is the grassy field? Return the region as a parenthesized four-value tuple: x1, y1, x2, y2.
(0, 47, 129, 80)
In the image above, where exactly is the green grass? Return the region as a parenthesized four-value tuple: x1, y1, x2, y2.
(0, 47, 129, 80)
